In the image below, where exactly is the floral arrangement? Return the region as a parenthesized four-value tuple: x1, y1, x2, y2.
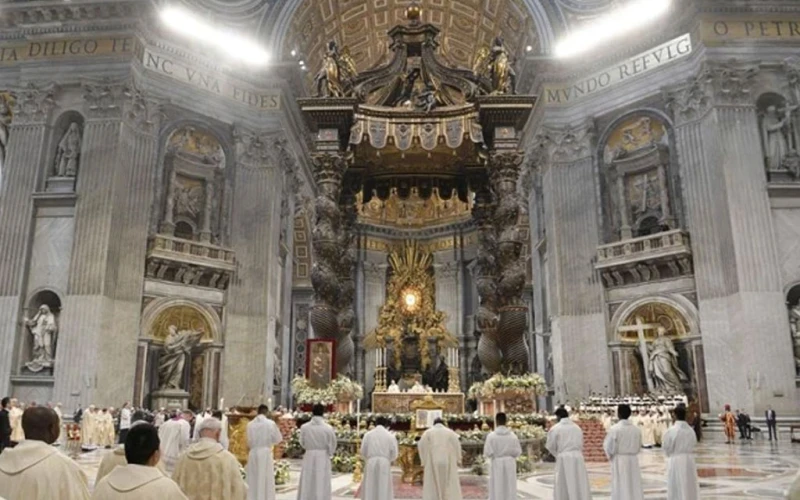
(471, 455, 486, 475)
(283, 429, 303, 459)
(468, 373, 547, 399)
(516, 455, 533, 474)
(291, 375, 364, 405)
(274, 460, 291, 485)
(331, 453, 360, 473)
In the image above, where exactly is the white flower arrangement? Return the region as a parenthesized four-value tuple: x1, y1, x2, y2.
(468, 373, 547, 399)
(291, 375, 364, 405)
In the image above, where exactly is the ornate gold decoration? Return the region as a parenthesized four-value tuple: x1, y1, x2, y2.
(227, 408, 256, 465)
(0, 91, 15, 122)
(167, 126, 224, 164)
(189, 355, 205, 409)
(356, 187, 472, 228)
(620, 302, 690, 342)
(364, 241, 457, 370)
(149, 305, 213, 344)
(605, 115, 667, 159)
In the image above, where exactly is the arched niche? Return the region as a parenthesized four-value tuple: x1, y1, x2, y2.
(19, 288, 63, 375)
(44, 110, 85, 193)
(784, 283, 800, 379)
(756, 92, 799, 177)
(598, 110, 682, 243)
(157, 124, 230, 246)
(608, 295, 708, 412)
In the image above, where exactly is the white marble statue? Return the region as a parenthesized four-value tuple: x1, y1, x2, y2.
(157, 325, 204, 390)
(644, 327, 688, 394)
(54, 122, 82, 177)
(409, 381, 426, 394)
(762, 105, 793, 170)
(23, 304, 58, 371)
(387, 380, 400, 393)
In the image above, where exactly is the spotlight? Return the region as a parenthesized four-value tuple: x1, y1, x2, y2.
(554, 0, 671, 58)
(160, 7, 270, 65)
(525, 45, 533, 52)
(298, 60, 305, 66)
(404, 293, 417, 308)
(291, 49, 297, 57)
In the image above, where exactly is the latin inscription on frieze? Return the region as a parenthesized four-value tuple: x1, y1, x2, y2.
(0, 37, 136, 64)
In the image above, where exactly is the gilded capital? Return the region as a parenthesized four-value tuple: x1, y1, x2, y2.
(10, 82, 56, 125)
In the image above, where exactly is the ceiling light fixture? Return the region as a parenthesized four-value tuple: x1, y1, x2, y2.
(554, 0, 671, 59)
(290, 49, 297, 57)
(160, 7, 270, 65)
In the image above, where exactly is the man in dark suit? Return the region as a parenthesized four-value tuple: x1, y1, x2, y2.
(765, 405, 777, 441)
(0, 397, 11, 453)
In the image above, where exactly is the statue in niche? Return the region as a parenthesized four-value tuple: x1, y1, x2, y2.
(53, 123, 82, 177)
(0, 96, 10, 180)
(641, 326, 688, 393)
(174, 183, 203, 218)
(23, 305, 57, 372)
(761, 105, 795, 171)
(788, 300, 800, 375)
(157, 325, 204, 391)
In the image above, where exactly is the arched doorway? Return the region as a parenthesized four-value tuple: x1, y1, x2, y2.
(610, 297, 708, 412)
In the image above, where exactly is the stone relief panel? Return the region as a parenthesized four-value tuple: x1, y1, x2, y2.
(599, 113, 678, 242)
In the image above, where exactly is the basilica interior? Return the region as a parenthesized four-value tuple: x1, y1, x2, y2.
(1, 0, 800, 497)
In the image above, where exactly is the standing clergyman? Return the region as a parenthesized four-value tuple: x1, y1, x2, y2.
(418, 418, 462, 500)
(296, 404, 337, 500)
(662, 404, 699, 500)
(359, 416, 398, 500)
(603, 404, 643, 500)
(483, 412, 522, 500)
(246, 404, 283, 500)
(546, 407, 592, 500)
(158, 410, 192, 475)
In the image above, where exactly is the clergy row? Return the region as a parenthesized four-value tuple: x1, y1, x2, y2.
(573, 393, 687, 416)
(0, 398, 67, 447)
(546, 404, 701, 500)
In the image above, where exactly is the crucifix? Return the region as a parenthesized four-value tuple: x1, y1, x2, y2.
(617, 316, 660, 393)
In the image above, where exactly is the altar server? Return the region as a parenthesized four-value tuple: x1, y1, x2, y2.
(159, 410, 192, 475)
(662, 405, 699, 500)
(603, 404, 643, 500)
(92, 423, 187, 500)
(0, 407, 90, 500)
(484, 412, 522, 500)
(173, 417, 247, 500)
(418, 418, 463, 500)
(360, 416, 399, 500)
(246, 404, 283, 500)
(546, 407, 592, 500)
(297, 404, 337, 500)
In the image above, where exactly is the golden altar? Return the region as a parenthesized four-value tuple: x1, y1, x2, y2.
(372, 391, 465, 414)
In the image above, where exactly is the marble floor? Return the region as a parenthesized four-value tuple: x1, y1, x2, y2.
(73, 435, 800, 499)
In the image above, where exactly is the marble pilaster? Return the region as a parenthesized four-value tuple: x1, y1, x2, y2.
(361, 259, 387, 394)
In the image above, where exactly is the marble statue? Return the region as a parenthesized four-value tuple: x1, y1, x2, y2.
(761, 105, 793, 170)
(314, 41, 345, 98)
(54, 122, 82, 177)
(488, 36, 516, 95)
(23, 304, 58, 371)
(789, 301, 800, 375)
(387, 380, 400, 393)
(157, 325, 204, 390)
(644, 327, 688, 393)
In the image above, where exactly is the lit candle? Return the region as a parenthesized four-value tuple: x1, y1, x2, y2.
(267, 398, 272, 411)
(219, 398, 224, 410)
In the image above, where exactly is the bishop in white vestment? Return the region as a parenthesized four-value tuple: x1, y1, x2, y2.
(360, 418, 399, 500)
(662, 405, 699, 500)
(296, 405, 338, 500)
(418, 419, 462, 500)
(173, 417, 248, 500)
(159, 411, 192, 475)
(604, 405, 643, 500)
(0, 407, 90, 500)
(483, 413, 522, 500)
(246, 405, 283, 500)
(546, 408, 592, 500)
(92, 423, 187, 500)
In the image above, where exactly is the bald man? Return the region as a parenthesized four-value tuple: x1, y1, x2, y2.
(0, 407, 90, 500)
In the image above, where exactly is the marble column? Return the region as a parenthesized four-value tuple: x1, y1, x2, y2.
(536, 121, 607, 402)
(0, 83, 56, 394)
(667, 62, 795, 413)
(223, 127, 283, 404)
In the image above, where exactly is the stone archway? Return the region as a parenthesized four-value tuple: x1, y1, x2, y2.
(609, 296, 708, 412)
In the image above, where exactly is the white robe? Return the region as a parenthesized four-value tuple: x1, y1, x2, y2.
(173, 438, 247, 500)
(246, 414, 283, 500)
(662, 421, 699, 500)
(82, 410, 97, 447)
(360, 425, 398, 500)
(220, 414, 230, 450)
(9, 407, 23, 442)
(604, 419, 643, 500)
(0, 439, 90, 500)
(483, 426, 522, 500)
(92, 464, 187, 500)
(636, 415, 655, 447)
(418, 423, 462, 500)
(545, 418, 592, 500)
(296, 416, 337, 500)
(192, 412, 210, 441)
(159, 418, 191, 475)
(96, 447, 167, 485)
(54, 406, 64, 444)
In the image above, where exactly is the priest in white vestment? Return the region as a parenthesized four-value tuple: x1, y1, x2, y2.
(52, 402, 64, 445)
(192, 409, 212, 441)
(360, 416, 398, 500)
(174, 417, 247, 500)
(418, 418, 462, 500)
(9, 398, 23, 443)
(118, 402, 132, 444)
(296, 404, 338, 500)
(159, 410, 192, 475)
(637, 410, 655, 448)
(546, 407, 592, 500)
(0, 407, 90, 500)
(96, 419, 167, 485)
(82, 405, 97, 447)
(246, 404, 283, 500)
(604, 404, 643, 500)
(662, 405, 699, 500)
(92, 423, 187, 500)
(483, 412, 522, 500)
(97, 409, 116, 448)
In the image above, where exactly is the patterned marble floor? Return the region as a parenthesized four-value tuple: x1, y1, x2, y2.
(73, 435, 800, 499)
